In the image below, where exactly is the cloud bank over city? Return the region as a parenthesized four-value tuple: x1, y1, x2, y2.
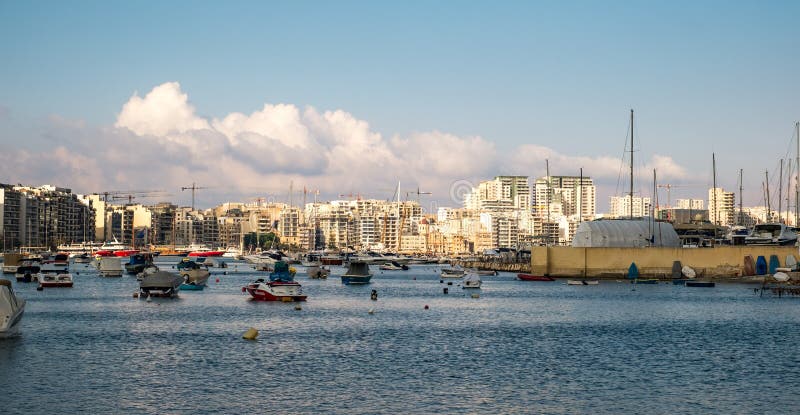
(0, 82, 692, 211)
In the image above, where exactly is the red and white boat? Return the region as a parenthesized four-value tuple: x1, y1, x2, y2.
(242, 261, 306, 301)
(38, 271, 73, 288)
(517, 273, 555, 282)
(186, 244, 224, 257)
(94, 238, 138, 257)
(41, 252, 70, 273)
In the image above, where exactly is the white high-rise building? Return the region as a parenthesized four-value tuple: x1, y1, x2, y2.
(708, 188, 735, 227)
(534, 176, 596, 219)
(609, 195, 652, 218)
(676, 199, 704, 210)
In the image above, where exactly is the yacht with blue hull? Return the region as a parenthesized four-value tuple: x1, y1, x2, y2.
(341, 261, 372, 285)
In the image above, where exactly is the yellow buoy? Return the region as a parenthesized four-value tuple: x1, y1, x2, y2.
(368, 308, 375, 314)
(242, 327, 259, 340)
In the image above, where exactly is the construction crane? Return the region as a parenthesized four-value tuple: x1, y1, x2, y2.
(656, 184, 697, 209)
(110, 193, 171, 204)
(405, 187, 432, 202)
(181, 182, 209, 211)
(95, 190, 168, 203)
(338, 193, 361, 201)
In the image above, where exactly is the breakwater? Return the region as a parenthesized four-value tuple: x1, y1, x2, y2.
(531, 245, 798, 280)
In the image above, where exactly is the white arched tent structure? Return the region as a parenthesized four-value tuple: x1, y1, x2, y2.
(571, 219, 680, 248)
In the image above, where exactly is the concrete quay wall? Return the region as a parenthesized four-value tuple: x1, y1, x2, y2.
(531, 246, 798, 279)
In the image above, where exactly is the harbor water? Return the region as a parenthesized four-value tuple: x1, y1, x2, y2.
(2, 260, 800, 414)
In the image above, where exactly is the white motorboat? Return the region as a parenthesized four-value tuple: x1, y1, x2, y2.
(38, 270, 74, 288)
(567, 280, 599, 285)
(379, 261, 408, 271)
(0, 279, 25, 338)
(221, 247, 242, 258)
(440, 265, 465, 278)
(462, 271, 482, 289)
(15, 261, 41, 283)
(745, 223, 799, 246)
(139, 271, 183, 298)
(98, 257, 123, 277)
(2, 253, 26, 274)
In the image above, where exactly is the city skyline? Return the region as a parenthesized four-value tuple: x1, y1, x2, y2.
(1, 2, 799, 209)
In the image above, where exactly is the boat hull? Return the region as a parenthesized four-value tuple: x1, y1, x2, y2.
(686, 281, 715, 287)
(567, 280, 599, 285)
(244, 282, 306, 301)
(341, 275, 372, 285)
(188, 251, 225, 257)
(517, 273, 554, 281)
(0, 308, 24, 339)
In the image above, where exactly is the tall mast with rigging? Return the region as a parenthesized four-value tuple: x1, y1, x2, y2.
(712, 153, 718, 244)
(796, 122, 799, 225)
(630, 109, 634, 219)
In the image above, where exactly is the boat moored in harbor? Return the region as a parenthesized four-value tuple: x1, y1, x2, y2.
(517, 273, 554, 281)
(744, 223, 798, 246)
(15, 261, 41, 283)
(38, 270, 74, 288)
(462, 271, 482, 289)
(139, 271, 183, 298)
(242, 261, 306, 301)
(0, 279, 25, 338)
(341, 261, 372, 285)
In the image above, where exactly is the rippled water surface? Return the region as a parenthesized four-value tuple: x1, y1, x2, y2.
(2, 260, 800, 414)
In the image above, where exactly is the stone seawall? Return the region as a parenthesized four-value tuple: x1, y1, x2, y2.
(531, 246, 799, 280)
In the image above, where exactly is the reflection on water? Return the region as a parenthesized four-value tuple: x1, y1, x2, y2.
(1, 261, 799, 414)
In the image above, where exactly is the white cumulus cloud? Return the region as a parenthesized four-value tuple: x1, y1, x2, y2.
(0, 81, 699, 210)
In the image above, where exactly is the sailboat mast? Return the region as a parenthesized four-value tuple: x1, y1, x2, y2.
(779, 159, 783, 223)
(712, 153, 717, 244)
(765, 170, 771, 222)
(796, 121, 799, 225)
(630, 109, 634, 220)
(579, 167, 583, 224)
(787, 159, 792, 224)
(546, 159, 551, 245)
(739, 169, 743, 226)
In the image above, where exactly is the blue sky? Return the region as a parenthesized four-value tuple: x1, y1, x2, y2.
(0, 1, 799, 210)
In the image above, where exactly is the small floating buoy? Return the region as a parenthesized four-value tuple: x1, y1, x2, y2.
(146, 297, 152, 302)
(471, 293, 479, 299)
(368, 308, 375, 314)
(443, 287, 448, 294)
(294, 304, 302, 311)
(370, 289, 378, 301)
(223, 271, 227, 275)
(242, 327, 259, 340)
(413, 277, 416, 280)
(36, 285, 44, 291)
(424, 304, 429, 310)
(216, 278, 220, 283)
(447, 282, 453, 286)
(440, 280, 443, 283)
(133, 292, 139, 298)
